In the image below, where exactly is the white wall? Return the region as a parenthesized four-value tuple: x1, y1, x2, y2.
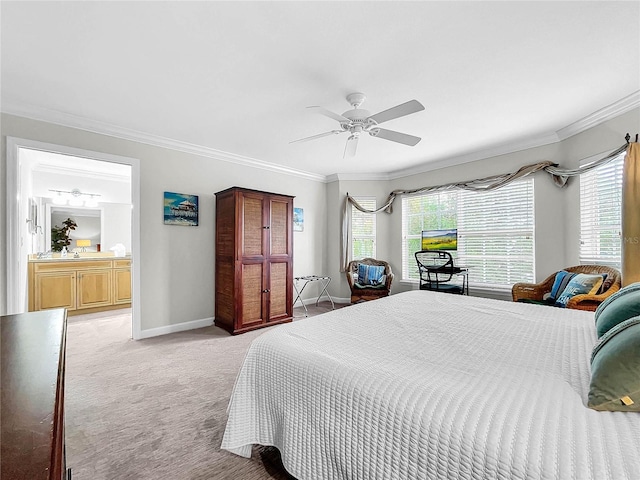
(1, 113, 327, 330)
(102, 203, 132, 253)
(324, 179, 394, 301)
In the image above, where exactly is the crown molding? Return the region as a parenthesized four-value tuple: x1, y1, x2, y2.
(325, 172, 391, 183)
(1, 101, 326, 183)
(556, 90, 640, 140)
(387, 131, 560, 180)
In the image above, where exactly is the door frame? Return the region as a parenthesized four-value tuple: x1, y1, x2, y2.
(6, 136, 142, 339)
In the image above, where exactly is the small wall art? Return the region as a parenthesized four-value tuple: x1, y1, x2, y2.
(164, 191, 199, 226)
(293, 207, 304, 232)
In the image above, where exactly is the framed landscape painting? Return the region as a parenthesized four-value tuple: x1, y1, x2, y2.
(164, 192, 199, 226)
(293, 207, 304, 232)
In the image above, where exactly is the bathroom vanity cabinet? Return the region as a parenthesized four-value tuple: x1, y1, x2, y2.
(28, 256, 131, 314)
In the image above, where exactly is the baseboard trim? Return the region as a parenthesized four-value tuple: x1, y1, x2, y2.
(138, 317, 214, 339)
(294, 295, 351, 307)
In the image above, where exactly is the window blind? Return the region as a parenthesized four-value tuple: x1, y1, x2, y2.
(402, 179, 535, 287)
(457, 180, 535, 287)
(352, 197, 376, 260)
(402, 191, 457, 280)
(580, 152, 624, 268)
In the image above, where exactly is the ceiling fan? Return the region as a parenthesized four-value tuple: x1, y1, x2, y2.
(291, 92, 425, 158)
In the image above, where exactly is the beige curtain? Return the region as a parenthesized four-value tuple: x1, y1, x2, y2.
(339, 142, 629, 272)
(622, 142, 640, 286)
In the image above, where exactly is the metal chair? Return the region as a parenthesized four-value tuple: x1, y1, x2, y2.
(415, 250, 465, 294)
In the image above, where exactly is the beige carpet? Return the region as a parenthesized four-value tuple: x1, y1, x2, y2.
(65, 303, 341, 480)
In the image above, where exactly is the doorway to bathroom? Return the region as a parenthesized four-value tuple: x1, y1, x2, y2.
(6, 137, 141, 339)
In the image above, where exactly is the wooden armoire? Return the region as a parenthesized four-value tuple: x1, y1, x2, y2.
(214, 187, 294, 334)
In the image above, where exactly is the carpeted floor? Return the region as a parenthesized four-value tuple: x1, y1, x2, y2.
(65, 302, 342, 480)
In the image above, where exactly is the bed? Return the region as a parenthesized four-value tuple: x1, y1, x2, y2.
(221, 290, 640, 479)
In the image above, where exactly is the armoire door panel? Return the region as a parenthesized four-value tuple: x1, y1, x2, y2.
(241, 196, 264, 257)
(270, 200, 289, 256)
(268, 262, 288, 321)
(240, 263, 264, 327)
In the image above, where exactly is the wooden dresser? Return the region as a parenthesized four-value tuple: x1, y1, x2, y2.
(1, 309, 69, 480)
(215, 187, 294, 334)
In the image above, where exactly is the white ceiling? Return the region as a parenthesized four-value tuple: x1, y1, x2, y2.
(2, 1, 639, 180)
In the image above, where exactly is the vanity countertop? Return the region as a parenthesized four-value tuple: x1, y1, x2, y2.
(28, 254, 131, 263)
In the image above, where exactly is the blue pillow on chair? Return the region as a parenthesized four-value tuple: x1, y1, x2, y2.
(548, 270, 576, 302)
(357, 264, 386, 286)
(554, 273, 604, 308)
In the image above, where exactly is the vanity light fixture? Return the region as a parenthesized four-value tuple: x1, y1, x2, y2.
(49, 189, 101, 207)
(52, 191, 67, 205)
(84, 195, 99, 208)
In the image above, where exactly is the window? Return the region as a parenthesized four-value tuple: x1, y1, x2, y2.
(402, 179, 535, 288)
(402, 191, 457, 281)
(580, 152, 625, 268)
(351, 197, 376, 260)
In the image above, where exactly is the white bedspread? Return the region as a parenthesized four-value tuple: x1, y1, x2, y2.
(221, 290, 640, 480)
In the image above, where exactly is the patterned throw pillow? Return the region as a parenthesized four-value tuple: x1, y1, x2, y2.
(554, 273, 605, 308)
(548, 270, 576, 302)
(356, 264, 386, 286)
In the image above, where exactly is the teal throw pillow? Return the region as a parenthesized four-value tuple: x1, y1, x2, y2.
(554, 273, 605, 308)
(588, 316, 640, 412)
(594, 282, 640, 337)
(357, 263, 385, 286)
(548, 270, 576, 302)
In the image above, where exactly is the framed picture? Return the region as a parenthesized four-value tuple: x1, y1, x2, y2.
(293, 207, 304, 232)
(164, 192, 199, 226)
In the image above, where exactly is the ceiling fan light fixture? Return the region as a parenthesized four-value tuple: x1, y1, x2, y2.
(346, 92, 366, 108)
(294, 92, 424, 157)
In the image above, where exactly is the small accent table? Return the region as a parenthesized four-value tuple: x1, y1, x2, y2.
(294, 275, 335, 317)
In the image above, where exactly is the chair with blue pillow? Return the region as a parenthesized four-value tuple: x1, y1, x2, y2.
(512, 265, 621, 311)
(346, 258, 394, 303)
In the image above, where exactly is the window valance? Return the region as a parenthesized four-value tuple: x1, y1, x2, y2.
(341, 142, 630, 271)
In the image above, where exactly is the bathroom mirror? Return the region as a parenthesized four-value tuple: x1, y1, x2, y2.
(45, 203, 103, 252)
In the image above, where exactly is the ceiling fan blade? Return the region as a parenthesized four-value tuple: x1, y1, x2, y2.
(369, 128, 421, 146)
(307, 106, 351, 123)
(290, 130, 344, 144)
(367, 100, 425, 125)
(343, 135, 359, 158)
